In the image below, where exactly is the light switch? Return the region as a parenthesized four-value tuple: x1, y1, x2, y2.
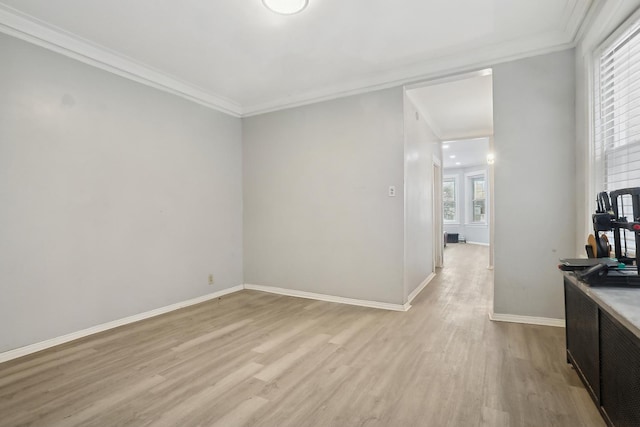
(388, 186, 396, 197)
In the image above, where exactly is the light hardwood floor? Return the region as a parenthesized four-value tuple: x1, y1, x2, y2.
(0, 244, 605, 427)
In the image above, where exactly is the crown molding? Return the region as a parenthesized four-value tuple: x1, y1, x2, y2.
(576, 0, 640, 55)
(0, 4, 243, 117)
(241, 32, 577, 116)
(0, 1, 592, 118)
(573, 0, 604, 51)
(241, 1, 592, 116)
(563, 0, 596, 42)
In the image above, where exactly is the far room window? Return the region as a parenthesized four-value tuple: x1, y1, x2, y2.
(465, 171, 487, 224)
(594, 14, 640, 254)
(443, 176, 458, 223)
(471, 177, 486, 223)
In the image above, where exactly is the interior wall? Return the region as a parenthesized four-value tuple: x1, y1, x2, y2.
(4, 4, 631, 353)
(493, 49, 576, 320)
(403, 95, 441, 301)
(243, 88, 405, 305)
(443, 165, 490, 245)
(0, 33, 243, 353)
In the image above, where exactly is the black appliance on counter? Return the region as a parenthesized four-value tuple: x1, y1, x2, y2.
(578, 187, 640, 285)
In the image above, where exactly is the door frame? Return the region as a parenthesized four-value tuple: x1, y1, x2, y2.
(433, 156, 443, 269)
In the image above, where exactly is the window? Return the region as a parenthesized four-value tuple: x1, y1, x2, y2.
(465, 170, 487, 225)
(443, 176, 458, 223)
(471, 176, 486, 223)
(595, 18, 640, 191)
(594, 15, 640, 254)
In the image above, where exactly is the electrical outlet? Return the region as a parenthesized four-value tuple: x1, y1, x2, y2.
(208, 274, 214, 285)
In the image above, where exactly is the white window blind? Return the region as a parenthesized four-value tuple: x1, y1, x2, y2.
(594, 16, 640, 255)
(595, 20, 640, 191)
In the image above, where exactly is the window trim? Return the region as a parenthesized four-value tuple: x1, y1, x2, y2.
(464, 169, 488, 226)
(443, 174, 459, 224)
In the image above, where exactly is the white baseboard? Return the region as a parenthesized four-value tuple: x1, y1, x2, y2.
(407, 272, 436, 305)
(467, 241, 490, 246)
(244, 284, 410, 312)
(488, 311, 565, 328)
(0, 285, 244, 364)
(1, 282, 414, 364)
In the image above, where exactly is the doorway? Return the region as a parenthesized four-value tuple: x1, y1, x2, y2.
(404, 68, 495, 293)
(442, 137, 491, 251)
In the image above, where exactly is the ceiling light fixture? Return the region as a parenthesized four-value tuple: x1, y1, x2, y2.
(449, 155, 456, 159)
(442, 144, 450, 149)
(262, 0, 309, 15)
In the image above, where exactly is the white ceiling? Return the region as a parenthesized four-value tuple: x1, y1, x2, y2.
(407, 72, 494, 141)
(442, 138, 490, 169)
(0, 0, 593, 116)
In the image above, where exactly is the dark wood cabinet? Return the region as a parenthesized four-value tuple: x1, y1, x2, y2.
(599, 312, 640, 427)
(563, 275, 640, 427)
(564, 279, 600, 402)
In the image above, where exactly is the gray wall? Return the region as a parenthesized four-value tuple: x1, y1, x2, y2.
(0, 34, 243, 353)
(2, 18, 605, 354)
(403, 96, 441, 300)
(443, 165, 490, 245)
(243, 88, 405, 304)
(493, 49, 576, 320)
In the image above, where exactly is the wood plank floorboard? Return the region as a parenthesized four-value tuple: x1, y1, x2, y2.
(0, 244, 605, 426)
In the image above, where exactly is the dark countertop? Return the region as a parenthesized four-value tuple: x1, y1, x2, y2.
(565, 272, 640, 340)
